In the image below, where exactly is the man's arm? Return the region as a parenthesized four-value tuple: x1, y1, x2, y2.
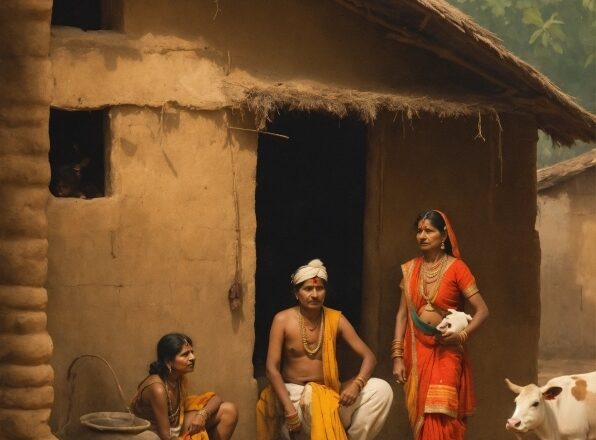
(337, 315, 377, 406)
(265, 312, 298, 420)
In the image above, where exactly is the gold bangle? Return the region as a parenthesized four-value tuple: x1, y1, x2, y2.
(285, 412, 301, 432)
(198, 408, 210, 420)
(459, 330, 469, 344)
(353, 375, 367, 391)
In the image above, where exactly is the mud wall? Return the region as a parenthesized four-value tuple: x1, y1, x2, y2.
(0, 1, 57, 439)
(537, 168, 596, 360)
(46, 107, 257, 436)
(51, 0, 494, 111)
(362, 112, 540, 439)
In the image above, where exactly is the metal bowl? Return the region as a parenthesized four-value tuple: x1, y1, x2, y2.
(80, 412, 151, 434)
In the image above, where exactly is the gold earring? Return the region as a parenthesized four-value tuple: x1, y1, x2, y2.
(441, 241, 445, 250)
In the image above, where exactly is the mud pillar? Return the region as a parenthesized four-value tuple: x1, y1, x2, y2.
(0, 1, 57, 439)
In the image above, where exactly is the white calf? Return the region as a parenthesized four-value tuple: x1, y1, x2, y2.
(505, 371, 596, 440)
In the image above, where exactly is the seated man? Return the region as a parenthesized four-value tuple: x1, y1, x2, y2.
(257, 259, 393, 440)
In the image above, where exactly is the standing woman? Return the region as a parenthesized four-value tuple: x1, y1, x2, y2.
(131, 333, 238, 440)
(392, 210, 489, 439)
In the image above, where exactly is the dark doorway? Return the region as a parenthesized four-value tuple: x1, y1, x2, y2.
(253, 111, 367, 377)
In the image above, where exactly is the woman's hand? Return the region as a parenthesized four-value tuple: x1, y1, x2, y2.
(339, 381, 360, 406)
(393, 358, 407, 384)
(184, 410, 208, 435)
(436, 331, 462, 345)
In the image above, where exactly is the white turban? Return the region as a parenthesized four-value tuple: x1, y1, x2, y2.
(292, 259, 328, 285)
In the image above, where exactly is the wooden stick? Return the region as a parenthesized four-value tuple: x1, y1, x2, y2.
(227, 126, 289, 139)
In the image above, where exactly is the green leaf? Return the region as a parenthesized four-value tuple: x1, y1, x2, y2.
(543, 13, 564, 29)
(552, 42, 564, 53)
(585, 54, 595, 67)
(529, 28, 543, 44)
(523, 6, 544, 27)
(550, 25, 566, 41)
(542, 31, 549, 47)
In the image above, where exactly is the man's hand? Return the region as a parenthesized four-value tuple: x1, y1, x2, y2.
(339, 381, 360, 406)
(285, 411, 302, 434)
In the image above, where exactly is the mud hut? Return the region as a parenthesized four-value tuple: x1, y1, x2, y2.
(537, 149, 596, 363)
(0, 0, 595, 439)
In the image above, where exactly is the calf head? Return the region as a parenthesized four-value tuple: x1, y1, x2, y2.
(436, 309, 472, 335)
(505, 378, 562, 434)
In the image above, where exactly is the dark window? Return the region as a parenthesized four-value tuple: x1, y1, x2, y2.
(51, 0, 103, 30)
(49, 109, 106, 199)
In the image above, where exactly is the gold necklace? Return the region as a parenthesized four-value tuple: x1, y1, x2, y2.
(163, 378, 180, 425)
(298, 310, 324, 356)
(422, 255, 446, 280)
(419, 255, 448, 311)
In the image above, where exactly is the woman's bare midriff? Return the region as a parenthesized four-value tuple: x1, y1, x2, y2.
(417, 307, 443, 326)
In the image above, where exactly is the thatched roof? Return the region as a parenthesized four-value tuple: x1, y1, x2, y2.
(537, 149, 596, 191)
(331, 0, 596, 146)
(235, 81, 505, 131)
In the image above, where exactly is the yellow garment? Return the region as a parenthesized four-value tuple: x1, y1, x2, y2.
(255, 307, 347, 440)
(256, 385, 280, 439)
(179, 392, 216, 440)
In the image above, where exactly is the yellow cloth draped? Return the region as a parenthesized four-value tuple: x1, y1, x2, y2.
(179, 392, 216, 440)
(309, 307, 347, 440)
(256, 307, 346, 440)
(256, 386, 279, 440)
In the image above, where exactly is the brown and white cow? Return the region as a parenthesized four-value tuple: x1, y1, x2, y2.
(505, 372, 596, 440)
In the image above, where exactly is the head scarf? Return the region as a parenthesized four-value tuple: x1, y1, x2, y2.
(291, 259, 328, 285)
(433, 210, 461, 258)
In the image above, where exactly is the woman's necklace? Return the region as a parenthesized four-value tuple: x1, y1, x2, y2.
(298, 310, 324, 356)
(419, 254, 448, 311)
(163, 378, 180, 425)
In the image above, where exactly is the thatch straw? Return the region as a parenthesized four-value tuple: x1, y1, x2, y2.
(332, 0, 596, 146)
(236, 83, 499, 131)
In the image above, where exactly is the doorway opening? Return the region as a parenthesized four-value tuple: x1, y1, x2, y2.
(253, 111, 367, 378)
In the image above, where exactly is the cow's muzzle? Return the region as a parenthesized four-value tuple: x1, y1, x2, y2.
(506, 418, 523, 431)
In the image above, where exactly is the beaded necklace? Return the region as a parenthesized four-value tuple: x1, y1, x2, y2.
(419, 254, 448, 312)
(298, 309, 324, 356)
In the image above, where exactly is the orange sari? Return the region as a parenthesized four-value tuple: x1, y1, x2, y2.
(402, 257, 477, 440)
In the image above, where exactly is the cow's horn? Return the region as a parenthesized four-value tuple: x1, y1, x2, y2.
(505, 378, 522, 394)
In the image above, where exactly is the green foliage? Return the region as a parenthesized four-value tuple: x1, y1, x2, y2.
(453, 0, 595, 164)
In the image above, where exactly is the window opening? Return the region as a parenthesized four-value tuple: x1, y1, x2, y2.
(51, 0, 103, 30)
(49, 108, 106, 199)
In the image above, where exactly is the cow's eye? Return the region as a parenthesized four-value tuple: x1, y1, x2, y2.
(447, 323, 452, 328)
(531, 401, 539, 407)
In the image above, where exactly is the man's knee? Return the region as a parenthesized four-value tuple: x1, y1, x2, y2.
(366, 378, 394, 405)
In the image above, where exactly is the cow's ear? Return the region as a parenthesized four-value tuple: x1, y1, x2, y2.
(543, 386, 563, 400)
